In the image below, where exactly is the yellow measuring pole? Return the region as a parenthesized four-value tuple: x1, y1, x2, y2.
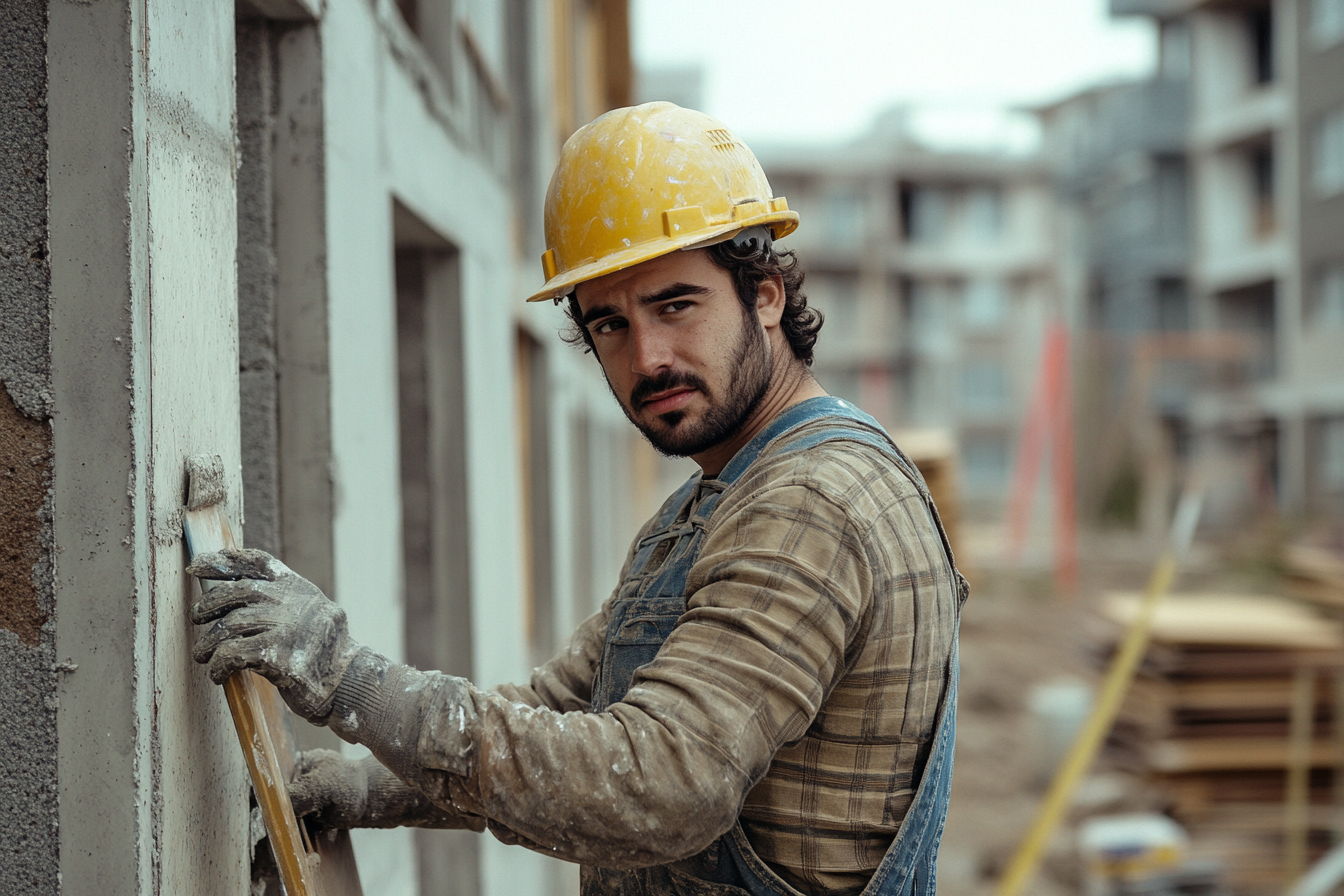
(995, 489, 1202, 896)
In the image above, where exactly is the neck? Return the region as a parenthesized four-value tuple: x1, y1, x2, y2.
(692, 350, 827, 477)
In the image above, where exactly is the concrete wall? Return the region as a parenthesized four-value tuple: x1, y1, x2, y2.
(1, 1, 651, 892)
(49, 1, 248, 894)
(0, 2, 56, 893)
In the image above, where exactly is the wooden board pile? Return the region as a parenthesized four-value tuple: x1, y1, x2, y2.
(1283, 542, 1344, 610)
(1103, 592, 1344, 895)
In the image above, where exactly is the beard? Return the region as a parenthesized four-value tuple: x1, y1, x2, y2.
(616, 309, 773, 458)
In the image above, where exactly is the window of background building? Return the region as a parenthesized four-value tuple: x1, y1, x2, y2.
(1154, 155, 1188, 242)
(906, 279, 957, 358)
(515, 328, 555, 666)
(1159, 19, 1191, 79)
(959, 358, 1009, 416)
(1249, 143, 1276, 237)
(1247, 7, 1274, 85)
(821, 186, 864, 248)
(1310, 0, 1344, 47)
(1087, 273, 1109, 329)
(1156, 277, 1190, 330)
(963, 277, 1007, 330)
(1319, 417, 1344, 495)
(1312, 107, 1344, 197)
(1312, 262, 1344, 327)
(907, 362, 952, 427)
(900, 184, 949, 244)
(395, 0, 457, 95)
(807, 272, 860, 345)
(961, 431, 1011, 494)
(1217, 279, 1277, 379)
(393, 228, 480, 896)
(393, 225, 471, 687)
(964, 186, 1004, 243)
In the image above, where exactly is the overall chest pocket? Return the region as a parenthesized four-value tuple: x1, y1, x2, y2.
(594, 595, 685, 710)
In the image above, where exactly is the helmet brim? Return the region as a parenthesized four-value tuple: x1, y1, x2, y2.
(526, 211, 799, 304)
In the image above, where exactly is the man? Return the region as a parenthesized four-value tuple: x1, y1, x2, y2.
(189, 103, 968, 895)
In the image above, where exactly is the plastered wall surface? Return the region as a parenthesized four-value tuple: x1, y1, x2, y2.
(49, 0, 249, 892)
(141, 1, 250, 890)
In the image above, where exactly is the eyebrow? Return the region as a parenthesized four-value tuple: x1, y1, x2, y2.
(579, 283, 711, 328)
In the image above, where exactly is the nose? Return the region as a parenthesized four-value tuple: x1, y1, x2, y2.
(628, 319, 673, 378)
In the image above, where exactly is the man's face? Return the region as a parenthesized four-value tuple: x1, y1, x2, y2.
(574, 249, 772, 459)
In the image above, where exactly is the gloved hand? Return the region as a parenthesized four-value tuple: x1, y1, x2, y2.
(188, 548, 361, 724)
(288, 749, 485, 832)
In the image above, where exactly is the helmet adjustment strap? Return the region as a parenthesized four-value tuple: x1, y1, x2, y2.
(729, 225, 773, 253)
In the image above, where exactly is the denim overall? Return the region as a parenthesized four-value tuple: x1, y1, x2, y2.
(581, 397, 968, 896)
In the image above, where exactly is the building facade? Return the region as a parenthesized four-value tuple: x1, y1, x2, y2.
(1101, 0, 1344, 527)
(759, 118, 1057, 515)
(0, 2, 657, 895)
(1036, 48, 1194, 533)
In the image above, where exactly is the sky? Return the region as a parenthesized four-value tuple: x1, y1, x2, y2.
(632, 0, 1157, 152)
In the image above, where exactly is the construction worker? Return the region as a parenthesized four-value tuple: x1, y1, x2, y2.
(189, 102, 968, 895)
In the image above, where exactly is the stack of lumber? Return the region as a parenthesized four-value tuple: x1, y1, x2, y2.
(1102, 592, 1344, 895)
(1283, 542, 1344, 609)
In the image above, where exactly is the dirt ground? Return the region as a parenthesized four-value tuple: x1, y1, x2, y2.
(938, 526, 1183, 896)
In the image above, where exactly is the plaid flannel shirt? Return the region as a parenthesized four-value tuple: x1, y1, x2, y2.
(454, 421, 967, 896)
(396, 420, 961, 894)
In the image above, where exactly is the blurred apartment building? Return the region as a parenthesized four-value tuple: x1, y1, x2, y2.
(2, 2, 655, 896)
(1048, 0, 1344, 530)
(1035, 26, 1195, 533)
(757, 118, 1057, 514)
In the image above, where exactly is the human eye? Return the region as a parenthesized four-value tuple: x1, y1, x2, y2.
(660, 299, 693, 316)
(592, 317, 627, 336)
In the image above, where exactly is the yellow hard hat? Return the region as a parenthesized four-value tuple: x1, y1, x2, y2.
(527, 102, 800, 303)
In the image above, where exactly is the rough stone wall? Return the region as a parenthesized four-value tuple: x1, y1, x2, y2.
(0, 1, 57, 893)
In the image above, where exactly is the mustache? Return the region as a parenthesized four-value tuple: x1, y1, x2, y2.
(629, 369, 708, 409)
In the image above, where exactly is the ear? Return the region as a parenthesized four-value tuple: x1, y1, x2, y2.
(755, 273, 786, 329)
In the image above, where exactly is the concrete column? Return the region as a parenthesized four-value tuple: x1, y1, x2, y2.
(50, 1, 248, 892)
(0, 2, 57, 893)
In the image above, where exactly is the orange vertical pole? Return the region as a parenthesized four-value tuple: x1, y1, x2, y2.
(1004, 321, 1077, 594)
(1004, 346, 1053, 565)
(1047, 324, 1078, 593)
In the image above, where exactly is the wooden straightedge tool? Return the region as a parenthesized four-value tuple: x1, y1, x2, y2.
(183, 454, 362, 896)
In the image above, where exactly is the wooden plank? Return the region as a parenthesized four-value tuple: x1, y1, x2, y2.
(1162, 647, 1344, 680)
(1103, 592, 1344, 651)
(1148, 736, 1344, 773)
(1286, 668, 1316, 878)
(183, 456, 362, 896)
(252, 672, 364, 896)
(183, 489, 322, 896)
(1335, 670, 1344, 841)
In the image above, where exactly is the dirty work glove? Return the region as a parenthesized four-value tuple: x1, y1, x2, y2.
(189, 548, 364, 725)
(189, 549, 477, 782)
(289, 749, 485, 833)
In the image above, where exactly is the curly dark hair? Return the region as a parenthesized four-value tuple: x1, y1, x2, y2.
(560, 241, 823, 366)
